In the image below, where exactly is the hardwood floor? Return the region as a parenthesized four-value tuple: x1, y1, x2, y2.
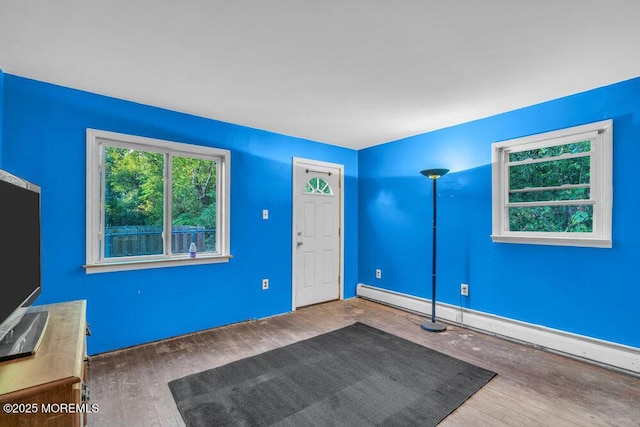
(89, 298, 640, 426)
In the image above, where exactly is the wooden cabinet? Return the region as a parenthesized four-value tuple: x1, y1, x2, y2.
(0, 300, 89, 427)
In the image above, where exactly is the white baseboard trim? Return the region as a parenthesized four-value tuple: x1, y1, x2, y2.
(356, 283, 640, 376)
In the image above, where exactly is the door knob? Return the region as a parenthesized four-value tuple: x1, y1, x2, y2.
(297, 241, 303, 247)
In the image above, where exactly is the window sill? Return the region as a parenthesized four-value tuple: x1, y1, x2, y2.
(491, 234, 611, 248)
(83, 254, 232, 274)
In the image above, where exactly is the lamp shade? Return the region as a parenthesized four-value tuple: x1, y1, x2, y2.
(420, 168, 449, 179)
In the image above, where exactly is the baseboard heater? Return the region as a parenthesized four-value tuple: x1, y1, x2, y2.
(356, 283, 640, 376)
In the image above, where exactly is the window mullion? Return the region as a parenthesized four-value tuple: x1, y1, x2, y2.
(507, 199, 595, 208)
(506, 150, 591, 167)
(165, 153, 172, 256)
(509, 183, 591, 194)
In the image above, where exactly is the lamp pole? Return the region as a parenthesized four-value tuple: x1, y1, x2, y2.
(420, 168, 449, 333)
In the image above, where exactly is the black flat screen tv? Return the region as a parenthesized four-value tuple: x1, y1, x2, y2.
(0, 168, 48, 362)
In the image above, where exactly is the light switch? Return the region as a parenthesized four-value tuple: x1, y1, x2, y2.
(263, 209, 269, 220)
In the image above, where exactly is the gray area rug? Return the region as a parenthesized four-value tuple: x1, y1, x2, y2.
(169, 322, 496, 426)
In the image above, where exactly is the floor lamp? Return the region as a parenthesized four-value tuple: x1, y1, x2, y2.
(420, 168, 449, 333)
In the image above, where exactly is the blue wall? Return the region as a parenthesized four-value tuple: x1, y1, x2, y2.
(0, 68, 4, 163)
(1, 75, 359, 354)
(4, 72, 639, 355)
(359, 77, 640, 348)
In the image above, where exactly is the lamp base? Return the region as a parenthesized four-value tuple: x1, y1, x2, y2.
(421, 320, 447, 333)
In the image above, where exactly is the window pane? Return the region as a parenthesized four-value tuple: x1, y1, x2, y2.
(104, 146, 164, 258)
(509, 156, 590, 190)
(509, 205, 593, 232)
(509, 140, 591, 162)
(171, 156, 217, 254)
(509, 187, 590, 203)
(303, 177, 333, 195)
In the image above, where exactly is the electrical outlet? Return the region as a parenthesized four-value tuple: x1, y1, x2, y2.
(460, 283, 469, 296)
(262, 278, 269, 290)
(375, 269, 382, 279)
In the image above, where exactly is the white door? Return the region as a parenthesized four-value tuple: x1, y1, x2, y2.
(293, 158, 342, 308)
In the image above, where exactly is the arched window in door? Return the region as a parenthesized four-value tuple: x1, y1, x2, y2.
(304, 177, 333, 195)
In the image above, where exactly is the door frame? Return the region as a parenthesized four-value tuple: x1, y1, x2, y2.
(292, 157, 344, 311)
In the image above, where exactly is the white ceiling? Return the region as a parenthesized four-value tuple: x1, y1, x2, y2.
(1, 1, 639, 149)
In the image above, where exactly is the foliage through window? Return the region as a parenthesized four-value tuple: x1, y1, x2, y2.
(304, 177, 333, 195)
(491, 120, 612, 248)
(86, 130, 230, 272)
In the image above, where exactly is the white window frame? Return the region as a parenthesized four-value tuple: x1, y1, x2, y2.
(85, 129, 231, 273)
(491, 120, 613, 248)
